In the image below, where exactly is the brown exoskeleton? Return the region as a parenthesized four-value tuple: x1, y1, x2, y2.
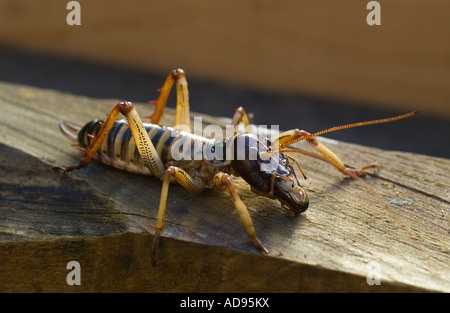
(53, 68, 418, 265)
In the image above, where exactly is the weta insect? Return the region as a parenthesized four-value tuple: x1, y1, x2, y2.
(53, 68, 418, 265)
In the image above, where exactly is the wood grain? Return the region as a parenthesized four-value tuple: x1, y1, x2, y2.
(0, 81, 448, 292)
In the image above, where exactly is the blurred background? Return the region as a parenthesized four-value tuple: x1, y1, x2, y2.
(0, 0, 448, 157)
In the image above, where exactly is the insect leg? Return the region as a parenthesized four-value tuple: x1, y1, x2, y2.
(271, 129, 303, 148)
(121, 102, 165, 177)
(148, 68, 191, 131)
(54, 102, 165, 177)
(151, 166, 205, 266)
(230, 106, 253, 135)
(272, 112, 418, 176)
(273, 129, 379, 177)
(53, 103, 122, 172)
(214, 172, 269, 254)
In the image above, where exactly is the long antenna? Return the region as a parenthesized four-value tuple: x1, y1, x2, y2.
(277, 110, 419, 150)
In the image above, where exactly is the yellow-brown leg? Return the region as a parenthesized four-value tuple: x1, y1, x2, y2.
(272, 129, 379, 177)
(53, 103, 121, 172)
(54, 101, 165, 177)
(214, 172, 269, 254)
(148, 68, 191, 131)
(151, 166, 205, 266)
(271, 112, 419, 176)
(231, 106, 253, 134)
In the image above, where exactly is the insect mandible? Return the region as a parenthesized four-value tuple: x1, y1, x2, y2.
(53, 68, 418, 265)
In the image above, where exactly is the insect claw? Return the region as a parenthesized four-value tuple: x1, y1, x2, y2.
(151, 231, 162, 267)
(76, 147, 87, 153)
(252, 236, 269, 254)
(87, 134, 95, 140)
(52, 161, 86, 173)
(148, 100, 157, 105)
(156, 88, 162, 93)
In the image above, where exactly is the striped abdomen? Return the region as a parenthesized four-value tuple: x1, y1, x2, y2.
(78, 119, 186, 175)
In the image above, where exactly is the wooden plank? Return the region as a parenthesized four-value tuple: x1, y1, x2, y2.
(0, 0, 449, 117)
(0, 81, 448, 292)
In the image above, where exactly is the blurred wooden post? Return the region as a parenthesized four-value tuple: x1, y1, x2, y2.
(0, 0, 448, 117)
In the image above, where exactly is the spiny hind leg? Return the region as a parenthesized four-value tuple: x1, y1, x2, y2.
(53, 102, 123, 172)
(214, 172, 269, 254)
(53, 101, 165, 177)
(272, 129, 379, 177)
(148, 68, 191, 131)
